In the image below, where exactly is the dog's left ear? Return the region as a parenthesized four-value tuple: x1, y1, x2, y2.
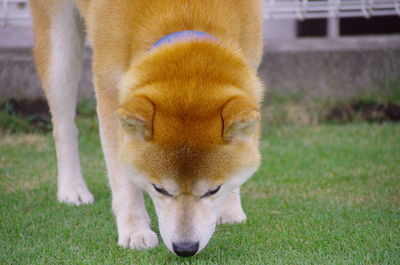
(116, 96, 154, 141)
(222, 97, 260, 143)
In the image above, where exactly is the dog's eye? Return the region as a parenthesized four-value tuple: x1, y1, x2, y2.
(152, 184, 172, 197)
(201, 185, 221, 198)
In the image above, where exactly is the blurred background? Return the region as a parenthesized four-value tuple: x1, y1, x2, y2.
(0, 0, 400, 130)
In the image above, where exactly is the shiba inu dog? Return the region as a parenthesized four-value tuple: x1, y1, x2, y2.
(30, 0, 263, 256)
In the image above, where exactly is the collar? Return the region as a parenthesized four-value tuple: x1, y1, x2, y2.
(151, 30, 218, 49)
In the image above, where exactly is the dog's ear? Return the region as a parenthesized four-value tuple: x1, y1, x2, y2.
(116, 96, 154, 141)
(222, 97, 260, 143)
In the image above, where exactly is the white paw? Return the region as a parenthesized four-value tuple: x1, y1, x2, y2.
(217, 209, 247, 225)
(57, 184, 94, 206)
(118, 228, 159, 250)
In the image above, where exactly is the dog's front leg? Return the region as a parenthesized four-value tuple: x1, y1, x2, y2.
(112, 174, 158, 250)
(218, 187, 247, 225)
(96, 94, 158, 250)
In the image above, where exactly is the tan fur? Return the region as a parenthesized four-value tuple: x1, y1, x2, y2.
(30, 0, 53, 89)
(31, 0, 263, 255)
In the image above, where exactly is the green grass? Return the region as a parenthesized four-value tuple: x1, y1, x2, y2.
(1, 117, 399, 264)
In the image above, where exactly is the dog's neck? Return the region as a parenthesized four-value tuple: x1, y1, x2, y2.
(122, 40, 262, 106)
(151, 30, 217, 49)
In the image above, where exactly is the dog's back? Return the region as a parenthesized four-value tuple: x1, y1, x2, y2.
(87, 0, 263, 69)
(31, 0, 263, 87)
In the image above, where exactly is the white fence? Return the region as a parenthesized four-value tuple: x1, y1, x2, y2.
(264, 0, 400, 19)
(1, 0, 400, 27)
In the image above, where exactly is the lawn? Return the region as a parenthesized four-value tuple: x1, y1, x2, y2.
(0, 117, 399, 264)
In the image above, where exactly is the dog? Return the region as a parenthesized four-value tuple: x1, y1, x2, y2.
(30, 0, 263, 256)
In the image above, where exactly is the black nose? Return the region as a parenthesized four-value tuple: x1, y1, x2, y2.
(172, 241, 199, 257)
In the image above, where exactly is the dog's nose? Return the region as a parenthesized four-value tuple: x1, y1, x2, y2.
(172, 241, 199, 257)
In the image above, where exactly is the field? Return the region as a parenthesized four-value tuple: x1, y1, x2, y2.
(1, 116, 399, 264)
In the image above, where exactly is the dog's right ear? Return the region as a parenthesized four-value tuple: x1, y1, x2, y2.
(116, 96, 154, 141)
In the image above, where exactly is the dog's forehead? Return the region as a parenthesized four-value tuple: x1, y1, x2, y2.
(138, 141, 233, 189)
(160, 175, 212, 195)
(160, 144, 221, 186)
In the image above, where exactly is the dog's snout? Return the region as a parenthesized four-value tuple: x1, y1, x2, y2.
(172, 241, 199, 257)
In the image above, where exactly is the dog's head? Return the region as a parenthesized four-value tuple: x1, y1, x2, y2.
(116, 41, 262, 256)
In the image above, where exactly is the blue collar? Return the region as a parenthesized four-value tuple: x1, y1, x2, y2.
(151, 30, 217, 49)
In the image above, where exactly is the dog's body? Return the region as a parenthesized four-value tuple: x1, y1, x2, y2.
(30, 0, 263, 256)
